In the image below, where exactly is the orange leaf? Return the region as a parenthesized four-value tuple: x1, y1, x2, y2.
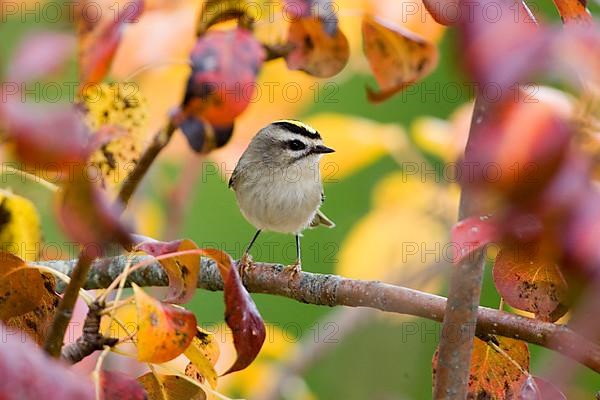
(285, 17, 349, 78)
(138, 373, 205, 400)
(0, 252, 57, 321)
(362, 15, 438, 103)
(552, 0, 592, 25)
(433, 336, 529, 399)
(493, 247, 568, 322)
(133, 284, 197, 363)
(134, 237, 200, 304)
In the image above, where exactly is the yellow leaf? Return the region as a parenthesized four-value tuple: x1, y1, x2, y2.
(410, 102, 473, 162)
(0, 191, 42, 261)
(337, 172, 458, 287)
(302, 113, 408, 180)
(138, 372, 206, 400)
(183, 329, 219, 388)
(80, 82, 149, 196)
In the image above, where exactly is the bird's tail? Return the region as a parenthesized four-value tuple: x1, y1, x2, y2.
(310, 210, 335, 228)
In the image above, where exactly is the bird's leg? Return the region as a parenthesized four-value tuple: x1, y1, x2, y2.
(285, 234, 303, 275)
(240, 229, 261, 274)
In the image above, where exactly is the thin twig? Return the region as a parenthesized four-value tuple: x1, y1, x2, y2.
(43, 251, 94, 358)
(37, 255, 600, 373)
(116, 122, 177, 211)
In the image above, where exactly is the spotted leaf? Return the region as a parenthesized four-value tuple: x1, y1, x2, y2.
(133, 284, 197, 363)
(362, 15, 438, 103)
(285, 16, 349, 78)
(134, 237, 200, 304)
(494, 247, 568, 322)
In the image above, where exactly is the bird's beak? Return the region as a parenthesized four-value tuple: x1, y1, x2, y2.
(313, 145, 335, 154)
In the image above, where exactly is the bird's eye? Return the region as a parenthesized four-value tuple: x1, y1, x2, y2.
(287, 139, 306, 151)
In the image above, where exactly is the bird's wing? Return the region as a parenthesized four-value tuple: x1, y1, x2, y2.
(228, 165, 239, 189)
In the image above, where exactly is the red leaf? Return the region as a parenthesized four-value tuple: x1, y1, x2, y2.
(201, 249, 265, 375)
(460, 98, 572, 203)
(101, 371, 147, 400)
(134, 236, 200, 304)
(285, 16, 349, 78)
(450, 215, 499, 263)
(77, 0, 144, 86)
(178, 28, 264, 152)
(0, 322, 94, 399)
(57, 171, 131, 258)
(2, 101, 91, 173)
(362, 16, 438, 103)
(493, 246, 568, 322)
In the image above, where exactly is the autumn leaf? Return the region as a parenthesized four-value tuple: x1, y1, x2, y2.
(101, 371, 147, 400)
(183, 327, 220, 388)
(552, 0, 592, 24)
(134, 237, 201, 304)
(56, 172, 132, 258)
(133, 284, 197, 363)
(493, 247, 569, 322)
(2, 102, 91, 174)
(433, 336, 529, 400)
(285, 16, 349, 78)
(362, 15, 438, 103)
(138, 373, 205, 400)
(201, 249, 266, 375)
(0, 252, 57, 320)
(177, 28, 265, 152)
(284, 0, 339, 35)
(304, 113, 409, 180)
(80, 82, 149, 195)
(0, 191, 42, 261)
(450, 215, 499, 264)
(77, 0, 145, 86)
(0, 322, 94, 399)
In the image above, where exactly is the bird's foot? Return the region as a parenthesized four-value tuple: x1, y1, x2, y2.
(239, 253, 254, 277)
(284, 260, 302, 278)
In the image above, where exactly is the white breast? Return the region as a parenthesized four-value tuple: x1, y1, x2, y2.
(234, 161, 323, 234)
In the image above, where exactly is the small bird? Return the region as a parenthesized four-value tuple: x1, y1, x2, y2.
(229, 120, 336, 271)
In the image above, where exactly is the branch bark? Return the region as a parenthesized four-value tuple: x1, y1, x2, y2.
(433, 97, 489, 399)
(43, 251, 94, 357)
(38, 255, 600, 373)
(116, 122, 177, 210)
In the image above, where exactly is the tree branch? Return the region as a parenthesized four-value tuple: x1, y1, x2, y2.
(116, 121, 177, 210)
(43, 251, 94, 357)
(434, 97, 489, 399)
(38, 255, 600, 373)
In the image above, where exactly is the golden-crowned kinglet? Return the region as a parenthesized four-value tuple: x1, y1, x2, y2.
(229, 120, 336, 271)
